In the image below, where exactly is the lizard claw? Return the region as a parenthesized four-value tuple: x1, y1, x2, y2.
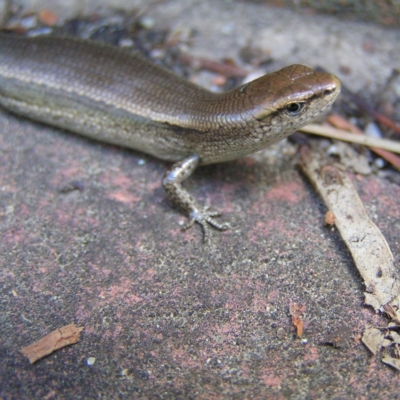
(184, 207, 230, 243)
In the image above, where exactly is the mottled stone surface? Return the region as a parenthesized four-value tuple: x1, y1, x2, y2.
(1, 1, 400, 399)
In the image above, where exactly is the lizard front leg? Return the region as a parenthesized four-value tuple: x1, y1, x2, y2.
(162, 154, 229, 242)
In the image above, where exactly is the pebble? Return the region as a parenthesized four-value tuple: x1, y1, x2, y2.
(87, 357, 96, 366)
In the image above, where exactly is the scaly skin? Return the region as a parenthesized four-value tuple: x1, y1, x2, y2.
(0, 34, 341, 241)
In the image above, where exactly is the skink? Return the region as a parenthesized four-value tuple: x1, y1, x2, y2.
(0, 34, 341, 240)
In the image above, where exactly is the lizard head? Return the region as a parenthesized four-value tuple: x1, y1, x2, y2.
(244, 64, 341, 130)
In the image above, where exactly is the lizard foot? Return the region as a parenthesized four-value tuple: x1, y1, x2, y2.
(183, 207, 230, 243)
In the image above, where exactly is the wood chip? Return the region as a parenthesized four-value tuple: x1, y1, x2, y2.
(289, 303, 306, 337)
(300, 147, 400, 323)
(324, 210, 335, 226)
(21, 323, 84, 364)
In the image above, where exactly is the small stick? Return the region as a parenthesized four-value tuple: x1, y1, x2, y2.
(300, 124, 400, 154)
(327, 114, 400, 171)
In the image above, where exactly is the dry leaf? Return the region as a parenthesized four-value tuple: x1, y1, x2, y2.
(382, 354, 400, 370)
(362, 325, 400, 370)
(361, 326, 385, 355)
(300, 148, 400, 323)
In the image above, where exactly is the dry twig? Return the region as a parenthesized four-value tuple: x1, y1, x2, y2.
(300, 124, 400, 154)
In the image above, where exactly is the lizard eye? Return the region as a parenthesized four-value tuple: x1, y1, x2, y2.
(284, 102, 305, 116)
